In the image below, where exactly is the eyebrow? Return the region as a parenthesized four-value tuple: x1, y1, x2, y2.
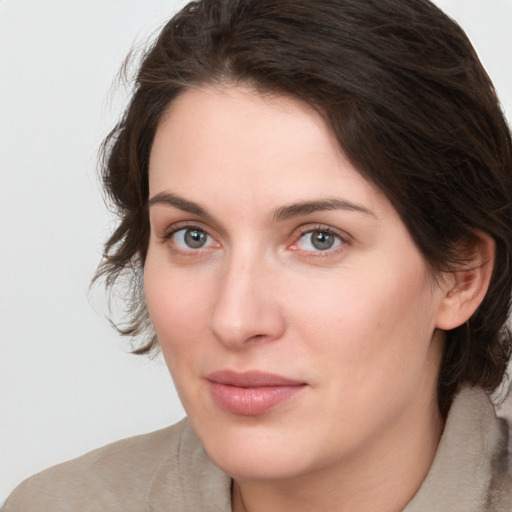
(272, 198, 375, 221)
(148, 192, 375, 221)
(147, 192, 213, 219)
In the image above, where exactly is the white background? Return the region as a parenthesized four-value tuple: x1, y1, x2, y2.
(1, 0, 511, 502)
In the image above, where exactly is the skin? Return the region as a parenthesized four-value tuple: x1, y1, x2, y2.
(144, 84, 486, 512)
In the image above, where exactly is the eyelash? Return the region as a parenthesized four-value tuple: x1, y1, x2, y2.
(290, 225, 350, 257)
(160, 222, 350, 257)
(161, 223, 218, 252)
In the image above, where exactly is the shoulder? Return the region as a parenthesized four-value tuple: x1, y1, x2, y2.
(405, 386, 512, 512)
(3, 419, 189, 512)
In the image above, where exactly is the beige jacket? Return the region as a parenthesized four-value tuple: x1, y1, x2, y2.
(3, 386, 512, 511)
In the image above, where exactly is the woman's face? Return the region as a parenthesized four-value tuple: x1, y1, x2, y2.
(145, 84, 447, 480)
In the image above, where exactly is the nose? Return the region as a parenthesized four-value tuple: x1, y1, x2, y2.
(209, 254, 286, 349)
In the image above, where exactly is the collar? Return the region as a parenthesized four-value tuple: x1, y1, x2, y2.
(405, 386, 511, 511)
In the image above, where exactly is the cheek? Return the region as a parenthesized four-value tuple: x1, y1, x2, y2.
(143, 252, 213, 367)
(288, 259, 440, 386)
(143, 257, 220, 419)
(294, 272, 441, 441)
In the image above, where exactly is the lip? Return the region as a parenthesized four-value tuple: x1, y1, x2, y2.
(206, 370, 307, 416)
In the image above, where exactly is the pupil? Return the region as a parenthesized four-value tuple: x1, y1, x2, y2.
(311, 231, 334, 250)
(184, 229, 206, 248)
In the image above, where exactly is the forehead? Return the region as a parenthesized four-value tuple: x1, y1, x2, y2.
(151, 84, 336, 169)
(148, 84, 387, 217)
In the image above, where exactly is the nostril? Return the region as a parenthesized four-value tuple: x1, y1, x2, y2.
(248, 334, 266, 342)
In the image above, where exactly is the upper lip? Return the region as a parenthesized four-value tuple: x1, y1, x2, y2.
(206, 370, 305, 387)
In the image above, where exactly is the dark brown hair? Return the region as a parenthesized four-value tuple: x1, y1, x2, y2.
(97, 0, 512, 416)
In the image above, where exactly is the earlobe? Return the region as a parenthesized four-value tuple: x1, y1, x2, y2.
(435, 232, 495, 331)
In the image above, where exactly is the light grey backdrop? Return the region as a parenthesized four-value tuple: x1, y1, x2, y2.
(1, 0, 511, 501)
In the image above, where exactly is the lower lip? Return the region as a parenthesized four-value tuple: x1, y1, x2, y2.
(208, 382, 306, 416)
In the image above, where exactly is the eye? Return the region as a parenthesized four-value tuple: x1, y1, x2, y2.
(170, 227, 216, 250)
(296, 229, 343, 252)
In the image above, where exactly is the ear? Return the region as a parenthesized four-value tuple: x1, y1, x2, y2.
(436, 232, 495, 330)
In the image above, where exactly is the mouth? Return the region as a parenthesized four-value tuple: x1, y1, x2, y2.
(206, 370, 307, 416)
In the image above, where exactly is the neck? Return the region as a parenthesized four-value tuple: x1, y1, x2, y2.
(232, 394, 444, 512)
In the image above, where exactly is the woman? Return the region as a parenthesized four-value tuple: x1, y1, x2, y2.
(4, 0, 512, 510)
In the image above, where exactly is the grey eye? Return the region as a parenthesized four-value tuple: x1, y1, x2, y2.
(173, 228, 212, 249)
(184, 229, 207, 248)
(298, 230, 342, 251)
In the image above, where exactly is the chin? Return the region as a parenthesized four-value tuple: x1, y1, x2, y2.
(210, 446, 308, 481)
(194, 420, 315, 481)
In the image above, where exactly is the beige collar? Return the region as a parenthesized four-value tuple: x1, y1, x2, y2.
(405, 386, 511, 511)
